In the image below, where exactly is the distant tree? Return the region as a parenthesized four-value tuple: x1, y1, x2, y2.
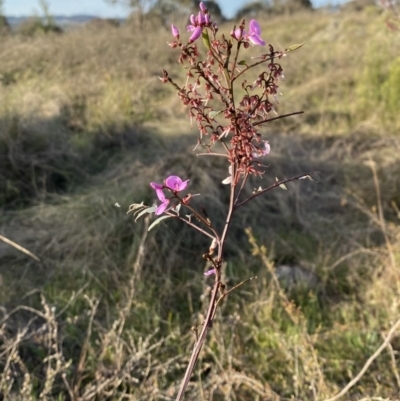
(235, 1, 269, 20)
(105, 0, 224, 25)
(17, 0, 62, 36)
(0, 0, 11, 35)
(235, 0, 312, 19)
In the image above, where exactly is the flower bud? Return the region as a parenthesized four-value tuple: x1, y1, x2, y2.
(171, 24, 179, 39)
(198, 11, 205, 25)
(189, 26, 202, 43)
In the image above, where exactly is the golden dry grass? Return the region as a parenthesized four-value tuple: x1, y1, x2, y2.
(0, 6, 400, 400)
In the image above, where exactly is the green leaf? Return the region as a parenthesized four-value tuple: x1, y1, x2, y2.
(285, 42, 305, 53)
(275, 177, 288, 190)
(202, 30, 211, 50)
(238, 60, 247, 66)
(148, 215, 171, 231)
(299, 173, 319, 183)
(135, 206, 157, 221)
(208, 110, 221, 119)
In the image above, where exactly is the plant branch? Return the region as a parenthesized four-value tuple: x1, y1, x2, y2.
(236, 172, 317, 209)
(175, 279, 221, 401)
(215, 276, 257, 310)
(253, 110, 304, 126)
(169, 212, 216, 240)
(232, 55, 279, 83)
(175, 162, 238, 400)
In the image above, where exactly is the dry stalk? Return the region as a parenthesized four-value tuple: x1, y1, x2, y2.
(322, 317, 400, 401)
(0, 234, 40, 261)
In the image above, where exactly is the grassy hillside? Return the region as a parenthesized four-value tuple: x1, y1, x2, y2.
(0, 6, 400, 400)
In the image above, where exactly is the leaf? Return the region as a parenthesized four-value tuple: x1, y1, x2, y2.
(135, 206, 157, 221)
(202, 30, 211, 50)
(127, 201, 145, 214)
(275, 177, 288, 190)
(222, 176, 232, 185)
(148, 215, 171, 231)
(299, 173, 319, 183)
(285, 42, 305, 53)
(209, 110, 221, 119)
(238, 60, 247, 66)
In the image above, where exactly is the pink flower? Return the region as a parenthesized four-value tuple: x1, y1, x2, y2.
(165, 175, 189, 191)
(150, 175, 189, 215)
(150, 182, 169, 215)
(155, 190, 170, 215)
(204, 268, 216, 276)
(186, 3, 212, 43)
(233, 27, 244, 40)
(189, 26, 202, 43)
(252, 141, 270, 158)
(247, 20, 265, 46)
(171, 24, 179, 39)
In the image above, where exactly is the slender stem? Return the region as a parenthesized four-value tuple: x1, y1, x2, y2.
(253, 110, 304, 126)
(234, 172, 248, 205)
(168, 212, 215, 240)
(196, 152, 229, 158)
(231, 41, 242, 82)
(232, 55, 276, 83)
(322, 318, 400, 401)
(236, 172, 316, 209)
(175, 162, 238, 400)
(215, 276, 257, 310)
(175, 279, 221, 401)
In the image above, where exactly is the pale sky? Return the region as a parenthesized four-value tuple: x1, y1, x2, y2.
(3, 0, 345, 18)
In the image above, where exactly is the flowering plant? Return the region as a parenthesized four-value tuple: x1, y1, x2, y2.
(129, 3, 316, 399)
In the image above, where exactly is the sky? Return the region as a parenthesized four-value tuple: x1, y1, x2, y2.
(3, 0, 345, 19)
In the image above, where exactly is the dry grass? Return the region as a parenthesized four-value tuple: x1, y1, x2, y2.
(0, 6, 400, 400)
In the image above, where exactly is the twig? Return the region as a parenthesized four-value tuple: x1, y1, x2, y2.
(253, 110, 304, 126)
(236, 171, 317, 209)
(0, 234, 40, 261)
(322, 317, 400, 401)
(215, 276, 257, 310)
(383, 333, 400, 391)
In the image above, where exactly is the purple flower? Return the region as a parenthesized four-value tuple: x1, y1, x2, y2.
(198, 11, 205, 25)
(150, 175, 189, 215)
(187, 5, 211, 43)
(150, 182, 169, 215)
(171, 24, 179, 39)
(233, 27, 244, 40)
(247, 20, 265, 46)
(150, 182, 163, 191)
(155, 190, 170, 215)
(252, 141, 270, 158)
(165, 175, 189, 191)
(189, 26, 202, 43)
(204, 268, 216, 276)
